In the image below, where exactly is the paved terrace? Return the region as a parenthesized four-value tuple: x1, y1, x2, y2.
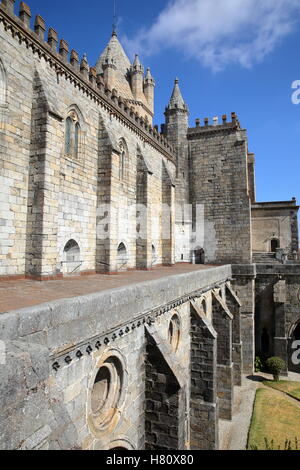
(0, 264, 218, 313)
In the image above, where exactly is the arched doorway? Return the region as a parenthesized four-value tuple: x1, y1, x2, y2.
(194, 248, 205, 264)
(117, 243, 128, 271)
(63, 240, 81, 275)
(270, 238, 280, 253)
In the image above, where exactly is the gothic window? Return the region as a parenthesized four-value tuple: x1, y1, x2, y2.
(119, 140, 127, 180)
(74, 122, 80, 158)
(64, 111, 81, 159)
(65, 117, 72, 154)
(0, 59, 6, 105)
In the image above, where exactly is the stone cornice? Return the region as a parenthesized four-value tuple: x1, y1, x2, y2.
(0, 4, 175, 163)
(51, 279, 230, 371)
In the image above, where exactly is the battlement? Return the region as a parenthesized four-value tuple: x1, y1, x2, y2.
(188, 113, 241, 136)
(0, 0, 174, 159)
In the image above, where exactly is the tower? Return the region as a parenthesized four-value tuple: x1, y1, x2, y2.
(102, 45, 116, 88)
(144, 67, 155, 115)
(164, 79, 191, 262)
(130, 54, 144, 101)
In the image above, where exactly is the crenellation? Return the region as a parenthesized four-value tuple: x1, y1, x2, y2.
(70, 49, 79, 69)
(19, 1, 30, 27)
(1, 0, 15, 14)
(34, 14, 45, 40)
(80, 54, 89, 80)
(59, 38, 69, 61)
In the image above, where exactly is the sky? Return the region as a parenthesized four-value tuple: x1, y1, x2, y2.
(14, 0, 300, 214)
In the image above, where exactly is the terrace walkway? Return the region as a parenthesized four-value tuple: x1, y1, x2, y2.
(0, 264, 217, 313)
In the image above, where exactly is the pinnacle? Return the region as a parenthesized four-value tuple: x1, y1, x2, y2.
(133, 54, 141, 67)
(168, 77, 187, 110)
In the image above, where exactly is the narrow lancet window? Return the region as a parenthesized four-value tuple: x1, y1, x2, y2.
(65, 117, 72, 155)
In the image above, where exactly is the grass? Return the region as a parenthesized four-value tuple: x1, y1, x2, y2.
(247, 388, 300, 450)
(263, 380, 300, 401)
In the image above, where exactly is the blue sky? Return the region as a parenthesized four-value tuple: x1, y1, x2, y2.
(17, 0, 300, 210)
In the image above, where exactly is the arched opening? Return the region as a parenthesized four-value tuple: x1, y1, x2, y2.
(63, 239, 81, 274)
(74, 122, 80, 158)
(0, 59, 6, 105)
(201, 298, 207, 315)
(151, 244, 157, 266)
(261, 328, 270, 354)
(119, 140, 127, 180)
(270, 238, 280, 253)
(168, 314, 181, 351)
(194, 248, 205, 265)
(117, 243, 127, 271)
(65, 117, 72, 154)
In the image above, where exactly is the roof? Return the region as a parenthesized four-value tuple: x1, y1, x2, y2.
(95, 32, 134, 100)
(167, 78, 187, 110)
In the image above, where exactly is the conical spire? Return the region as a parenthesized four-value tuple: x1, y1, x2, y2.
(145, 67, 153, 81)
(133, 54, 141, 67)
(95, 33, 131, 76)
(167, 78, 187, 110)
(132, 54, 144, 73)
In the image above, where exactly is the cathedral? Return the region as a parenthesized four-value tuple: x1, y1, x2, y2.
(0, 0, 299, 451)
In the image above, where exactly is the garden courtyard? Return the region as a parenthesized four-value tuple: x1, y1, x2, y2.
(219, 372, 300, 450)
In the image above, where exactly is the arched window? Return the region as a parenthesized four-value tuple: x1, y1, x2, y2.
(65, 111, 80, 159)
(74, 122, 80, 158)
(65, 117, 72, 154)
(0, 59, 6, 105)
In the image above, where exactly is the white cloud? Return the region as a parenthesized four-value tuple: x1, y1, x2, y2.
(122, 0, 300, 71)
